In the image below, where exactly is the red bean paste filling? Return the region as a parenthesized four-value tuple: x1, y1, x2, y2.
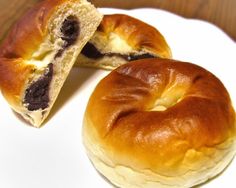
(55, 16, 80, 58)
(24, 16, 80, 111)
(81, 42, 156, 61)
(24, 63, 53, 111)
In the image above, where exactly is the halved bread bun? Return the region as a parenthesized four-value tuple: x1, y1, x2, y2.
(0, 0, 102, 127)
(76, 14, 172, 70)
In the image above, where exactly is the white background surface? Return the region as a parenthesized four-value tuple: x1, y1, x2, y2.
(0, 8, 236, 188)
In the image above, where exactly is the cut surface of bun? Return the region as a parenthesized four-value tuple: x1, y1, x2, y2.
(83, 58, 236, 188)
(76, 14, 172, 70)
(0, 0, 102, 127)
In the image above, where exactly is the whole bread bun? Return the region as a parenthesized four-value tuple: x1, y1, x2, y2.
(83, 58, 236, 188)
(76, 14, 172, 70)
(0, 0, 102, 127)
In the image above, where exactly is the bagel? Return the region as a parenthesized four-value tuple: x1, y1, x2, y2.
(76, 14, 172, 70)
(83, 58, 236, 188)
(0, 0, 102, 127)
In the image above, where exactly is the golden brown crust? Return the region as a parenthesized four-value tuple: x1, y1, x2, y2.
(0, 58, 34, 106)
(84, 58, 236, 178)
(97, 14, 172, 58)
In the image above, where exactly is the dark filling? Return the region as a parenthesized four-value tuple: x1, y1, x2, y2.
(120, 53, 156, 61)
(24, 63, 53, 111)
(61, 16, 80, 48)
(81, 42, 156, 61)
(24, 17, 80, 111)
(55, 16, 80, 58)
(81, 42, 103, 59)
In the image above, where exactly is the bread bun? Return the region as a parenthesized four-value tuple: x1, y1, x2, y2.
(83, 58, 236, 187)
(0, 0, 102, 127)
(76, 14, 172, 70)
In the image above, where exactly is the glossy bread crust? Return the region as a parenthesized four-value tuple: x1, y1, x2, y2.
(83, 58, 236, 187)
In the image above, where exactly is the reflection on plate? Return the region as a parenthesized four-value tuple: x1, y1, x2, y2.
(0, 8, 235, 188)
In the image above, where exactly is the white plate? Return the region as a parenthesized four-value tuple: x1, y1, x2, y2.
(0, 8, 235, 188)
